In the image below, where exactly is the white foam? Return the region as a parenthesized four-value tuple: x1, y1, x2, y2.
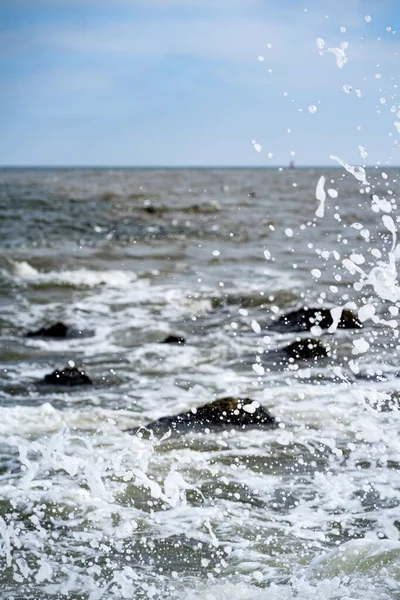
(11, 261, 138, 288)
(12, 260, 39, 279)
(185, 571, 395, 600)
(367, 257, 400, 302)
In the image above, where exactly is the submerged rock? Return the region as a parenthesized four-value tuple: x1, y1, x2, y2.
(27, 322, 69, 338)
(161, 335, 186, 345)
(189, 201, 221, 213)
(284, 338, 328, 361)
(143, 205, 158, 214)
(270, 307, 362, 333)
(43, 366, 92, 386)
(127, 396, 277, 436)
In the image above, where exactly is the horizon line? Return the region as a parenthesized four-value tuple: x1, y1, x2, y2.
(0, 164, 398, 170)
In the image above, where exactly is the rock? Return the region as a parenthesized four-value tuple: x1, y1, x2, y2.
(43, 366, 92, 386)
(161, 335, 186, 345)
(284, 338, 328, 361)
(127, 396, 277, 436)
(270, 307, 362, 332)
(27, 323, 92, 339)
(27, 322, 69, 338)
(144, 205, 158, 214)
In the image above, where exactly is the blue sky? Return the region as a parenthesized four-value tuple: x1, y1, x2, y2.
(0, 0, 399, 166)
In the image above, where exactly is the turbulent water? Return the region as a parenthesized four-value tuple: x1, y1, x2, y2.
(1, 166, 400, 599)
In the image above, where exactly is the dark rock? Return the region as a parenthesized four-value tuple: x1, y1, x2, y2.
(144, 205, 158, 214)
(127, 396, 277, 436)
(284, 338, 328, 361)
(161, 335, 186, 345)
(27, 322, 69, 338)
(43, 366, 92, 386)
(27, 323, 92, 339)
(270, 307, 362, 333)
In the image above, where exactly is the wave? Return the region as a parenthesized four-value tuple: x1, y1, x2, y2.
(8, 261, 138, 289)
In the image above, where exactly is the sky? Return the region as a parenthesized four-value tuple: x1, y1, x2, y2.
(0, 0, 400, 167)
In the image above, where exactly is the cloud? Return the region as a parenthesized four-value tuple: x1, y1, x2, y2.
(2, 5, 398, 84)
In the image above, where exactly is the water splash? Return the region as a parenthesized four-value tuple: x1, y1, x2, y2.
(329, 155, 368, 185)
(315, 175, 326, 217)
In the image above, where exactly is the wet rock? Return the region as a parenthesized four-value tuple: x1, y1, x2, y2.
(27, 323, 92, 339)
(27, 322, 69, 338)
(284, 338, 328, 361)
(161, 335, 186, 345)
(270, 307, 362, 333)
(188, 201, 221, 214)
(144, 205, 158, 214)
(127, 396, 277, 436)
(43, 366, 92, 386)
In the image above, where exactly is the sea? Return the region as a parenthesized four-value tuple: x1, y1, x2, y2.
(1, 166, 400, 599)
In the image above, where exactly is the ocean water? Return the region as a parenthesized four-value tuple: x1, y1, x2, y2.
(1, 166, 400, 599)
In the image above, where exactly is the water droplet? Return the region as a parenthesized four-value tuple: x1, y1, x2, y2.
(252, 363, 265, 376)
(359, 145, 368, 159)
(251, 320, 261, 334)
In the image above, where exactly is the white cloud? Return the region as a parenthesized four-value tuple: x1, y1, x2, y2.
(3, 5, 399, 81)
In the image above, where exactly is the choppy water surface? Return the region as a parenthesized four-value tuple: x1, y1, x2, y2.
(1, 167, 400, 599)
